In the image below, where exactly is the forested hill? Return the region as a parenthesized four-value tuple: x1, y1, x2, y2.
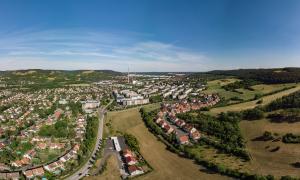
(193, 68, 300, 84)
(0, 69, 123, 88)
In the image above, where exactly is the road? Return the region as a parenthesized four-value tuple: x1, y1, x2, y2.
(67, 100, 113, 180)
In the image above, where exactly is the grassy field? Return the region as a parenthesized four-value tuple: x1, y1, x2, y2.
(251, 83, 296, 94)
(105, 106, 228, 180)
(203, 78, 296, 104)
(240, 119, 300, 177)
(86, 155, 120, 180)
(202, 78, 242, 101)
(209, 84, 300, 114)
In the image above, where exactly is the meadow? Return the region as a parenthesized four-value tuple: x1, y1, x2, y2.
(240, 119, 300, 177)
(209, 83, 300, 114)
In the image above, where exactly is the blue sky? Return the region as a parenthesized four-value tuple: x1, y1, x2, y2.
(0, 0, 300, 71)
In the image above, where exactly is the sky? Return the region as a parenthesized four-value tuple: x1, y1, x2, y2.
(0, 0, 300, 72)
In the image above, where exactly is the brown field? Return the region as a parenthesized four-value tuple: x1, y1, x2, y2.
(240, 119, 300, 177)
(210, 84, 300, 114)
(106, 107, 228, 180)
(86, 155, 121, 180)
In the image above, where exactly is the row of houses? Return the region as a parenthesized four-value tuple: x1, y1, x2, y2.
(43, 144, 80, 174)
(111, 137, 145, 177)
(122, 148, 144, 176)
(1, 144, 80, 179)
(155, 94, 220, 144)
(75, 116, 87, 141)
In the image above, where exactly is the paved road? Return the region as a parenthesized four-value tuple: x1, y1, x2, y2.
(67, 100, 113, 180)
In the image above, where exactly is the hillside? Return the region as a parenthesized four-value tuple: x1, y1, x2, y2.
(208, 68, 300, 84)
(0, 69, 123, 89)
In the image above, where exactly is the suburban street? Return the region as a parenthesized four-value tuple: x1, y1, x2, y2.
(67, 100, 112, 180)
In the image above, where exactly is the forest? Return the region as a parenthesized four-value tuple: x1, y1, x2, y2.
(192, 68, 300, 84)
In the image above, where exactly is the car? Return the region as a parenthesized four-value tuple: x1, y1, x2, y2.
(78, 173, 82, 176)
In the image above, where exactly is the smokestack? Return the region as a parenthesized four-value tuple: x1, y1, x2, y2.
(127, 66, 130, 83)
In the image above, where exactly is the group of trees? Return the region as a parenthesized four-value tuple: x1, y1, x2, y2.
(282, 133, 300, 144)
(0, 104, 11, 113)
(266, 91, 300, 111)
(268, 109, 300, 123)
(68, 101, 83, 116)
(124, 133, 140, 152)
(177, 111, 250, 159)
(222, 79, 258, 91)
(80, 116, 98, 155)
(241, 107, 265, 120)
(149, 95, 163, 103)
(35, 104, 57, 119)
(38, 119, 75, 138)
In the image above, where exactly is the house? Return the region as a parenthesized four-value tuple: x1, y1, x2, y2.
(122, 148, 134, 158)
(190, 130, 201, 141)
(157, 111, 164, 118)
(49, 143, 65, 150)
(128, 165, 144, 176)
(0, 163, 10, 171)
(163, 124, 174, 134)
(32, 167, 45, 176)
(37, 142, 47, 150)
(177, 135, 189, 145)
(168, 114, 178, 123)
(175, 119, 185, 127)
(183, 124, 196, 134)
(24, 149, 36, 159)
(73, 144, 80, 152)
(44, 161, 64, 172)
(6, 172, 20, 180)
(11, 160, 22, 167)
(20, 157, 31, 165)
(158, 120, 167, 128)
(155, 117, 163, 124)
(0, 142, 5, 150)
(54, 109, 63, 120)
(23, 170, 34, 179)
(125, 156, 137, 165)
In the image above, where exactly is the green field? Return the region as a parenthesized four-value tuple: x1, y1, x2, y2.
(209, 84, 300, 114)
(104, 106, 228, 180)
(203, 78, 296, 104)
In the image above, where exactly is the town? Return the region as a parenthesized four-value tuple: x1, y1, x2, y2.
(0, 70, 214, 179)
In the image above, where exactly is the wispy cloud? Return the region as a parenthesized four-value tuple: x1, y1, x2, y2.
(0, 28, 214, 71)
